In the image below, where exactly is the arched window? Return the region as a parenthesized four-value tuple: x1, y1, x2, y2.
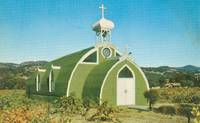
(118, 66, 133, 78)
(83, 51, 97, 63)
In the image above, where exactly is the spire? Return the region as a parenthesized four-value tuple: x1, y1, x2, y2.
(99, 4, 106, 18)
(93, 4, 114, 43)
(93, 4, 114, 31)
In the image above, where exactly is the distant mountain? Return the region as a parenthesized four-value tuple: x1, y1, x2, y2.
(0, 61, 48, 68)
(142, 65, 200, 73)
(0, 63, 18, 68)
(177, 65, 200, 72)
(19, 61, 48, 67)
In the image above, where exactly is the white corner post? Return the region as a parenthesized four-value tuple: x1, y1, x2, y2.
(36, 74, 39, 92)
(49, 70, 52, 92)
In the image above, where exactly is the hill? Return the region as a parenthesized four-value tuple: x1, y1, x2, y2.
(0, 61, 48, 89)
(142, 65, 200, 87)
(177, 65, 200, 72)
(0, 61, 199, 89)
(142, 65, 200, 73)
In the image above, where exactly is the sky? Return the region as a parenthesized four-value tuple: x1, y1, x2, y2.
(0, 0, 200, 67)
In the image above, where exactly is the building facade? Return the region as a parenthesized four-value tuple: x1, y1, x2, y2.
(26, 4, 149, 106)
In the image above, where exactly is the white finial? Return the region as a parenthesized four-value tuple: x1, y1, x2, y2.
(99, 4, 106, 18)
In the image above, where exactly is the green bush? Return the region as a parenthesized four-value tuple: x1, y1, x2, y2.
(0, 96, 11, 109)
(154, 104, 198, 123)
(0, 92, 36, 110)
(53, 95, 85, 115)
(88, 101, 119, 122)
(144, 89, 158, 110)
(191, 94, 200, 104)
(172, 93, 200, 104)
(83, 98, 98, 109)
(155, 88, 200, 104)
(156, 105, 176, 115)
(172, 94, 188, 103)
(176, 104, 193, 123)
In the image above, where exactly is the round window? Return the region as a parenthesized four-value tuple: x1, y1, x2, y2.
(102, 48, 111, 58)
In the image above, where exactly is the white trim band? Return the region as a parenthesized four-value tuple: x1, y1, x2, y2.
(66, 47, 98, 96)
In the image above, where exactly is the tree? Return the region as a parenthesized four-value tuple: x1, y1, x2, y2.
(144, 89, 158, 110)
(176, 105, 192, 123)
(194, 77, 200, 87)
(181, 80, 194, 87)
(158, 77, 166, 87)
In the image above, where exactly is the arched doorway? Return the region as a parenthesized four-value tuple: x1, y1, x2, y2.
(117, 65, 135, 105)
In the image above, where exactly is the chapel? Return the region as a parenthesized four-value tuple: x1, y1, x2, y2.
(26, 4, 149, 106)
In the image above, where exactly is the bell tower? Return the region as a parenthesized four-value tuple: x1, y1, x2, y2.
(92, 4, 115, 43)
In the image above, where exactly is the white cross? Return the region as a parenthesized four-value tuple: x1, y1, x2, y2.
(99, 4, 106, 18)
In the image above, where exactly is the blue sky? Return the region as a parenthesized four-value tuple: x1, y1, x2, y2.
(0, 0, 200, 67)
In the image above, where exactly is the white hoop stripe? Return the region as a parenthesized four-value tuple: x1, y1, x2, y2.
(66, 47, 98, 96)
(99, 59, 149, 104)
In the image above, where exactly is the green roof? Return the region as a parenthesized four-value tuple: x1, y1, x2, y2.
(27, 47, 93, 96)
(82, 59, 118, 102)
(26, 45, 149, 106)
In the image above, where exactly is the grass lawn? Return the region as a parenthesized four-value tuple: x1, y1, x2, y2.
(0, 90, 188, 123)
(116, 108, 187, 123)
(0, 89, 24, 95)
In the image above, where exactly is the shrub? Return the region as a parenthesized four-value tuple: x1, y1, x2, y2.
(0, 105, 47, 123)
(157, 105, 176, 115)
(191, 94, 200, 104)
(176, 104, 193, 123)
(154, 103, 200, 123)
(172, 93, 200, 104)
(156, 88, 200, 104)
(83, 98, 98, 110)
(0, 91, 37, 110)
(0, 96, 11, 109)
(144, 89, 158, 110)
(172, 94, 187, 103)
(53, 95, 85, 115)
(88, 101, 119, 122)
